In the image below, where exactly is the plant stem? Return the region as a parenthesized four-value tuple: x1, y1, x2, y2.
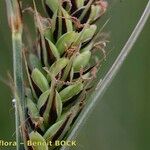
(12, 98, 20, 150)
(5, 0, 28, 150)
(60, 1, 150, 149)
(13, 34, 23, 150)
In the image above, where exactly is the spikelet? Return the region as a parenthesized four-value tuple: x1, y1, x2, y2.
(7, 0, 108, 149)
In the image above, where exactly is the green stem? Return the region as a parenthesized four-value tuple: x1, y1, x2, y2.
(5, 0, 28, 150)
(13, 32, 29, 150)
(12, 98, 20, 150)
(13, 33, 24, 150)
(12, 32, 25, 112)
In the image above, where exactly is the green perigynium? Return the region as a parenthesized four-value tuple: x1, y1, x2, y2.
(7, 0, 108, 150)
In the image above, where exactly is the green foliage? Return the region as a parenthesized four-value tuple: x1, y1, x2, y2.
(7, 0, 109, 150)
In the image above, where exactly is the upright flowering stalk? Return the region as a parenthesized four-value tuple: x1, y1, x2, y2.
(6, 0, 108, 149)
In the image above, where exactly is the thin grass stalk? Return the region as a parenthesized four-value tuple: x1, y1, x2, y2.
(12, 17, 23, 150)
(60, 1, 150, 149)
(5, 0, 28, 150)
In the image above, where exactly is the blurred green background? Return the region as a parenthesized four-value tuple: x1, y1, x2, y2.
(0, 0, 150, 150)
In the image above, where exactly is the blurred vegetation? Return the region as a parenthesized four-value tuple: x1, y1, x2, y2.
(0, 0, 150, 150)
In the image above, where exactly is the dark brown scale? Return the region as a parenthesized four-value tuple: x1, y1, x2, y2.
(63, 92, 82, 108)
(45, 4, 53, 18)
(61, 15, 67, 34)
(80, 38, 93, 49)
(72, 8, 84, 19)
(27, 65, 32, 76)
(70, 0, 77, 13)
(84, 64, 98, 74)
(45, 38, 56, 65)
(53, 16, 59, 42)
(40, 99, 48, 116)
(27, 114, 36, 130)
(39, 38, 46, 66)
(23, 124, 34, 150)
(52, 114, 71, 142)
(72, 7, 91, 24)
(31, 78, 42, 97)
(62, 0, 72, 11)
(48, 93, 58, 126)
(84, 0, 90, 5)
(27, 113, 44, 135)
(62, 1, 68, 8)
(73, 72, 82, 79)
(73, 64, 96, 79)
(36, 128, 44, 135)
(80, 8, 91, 24)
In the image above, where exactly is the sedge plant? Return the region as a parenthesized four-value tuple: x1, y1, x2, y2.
(6, 0, 108, 150)
(6, 0, 150, 150)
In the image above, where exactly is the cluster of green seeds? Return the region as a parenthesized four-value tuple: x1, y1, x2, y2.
(23, 0, 108, 149)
